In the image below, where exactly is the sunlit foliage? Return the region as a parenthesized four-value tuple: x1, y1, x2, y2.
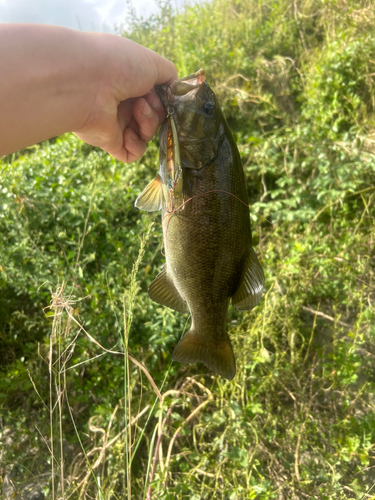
(1, 0, 375, 498)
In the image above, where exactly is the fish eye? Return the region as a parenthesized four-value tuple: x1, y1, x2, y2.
(202, 101, 215, 115)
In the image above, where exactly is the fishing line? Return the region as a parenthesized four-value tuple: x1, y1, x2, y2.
(161, 102, 373, 291)
(160, 187, 375, 291)
(161, 189, 252, 257)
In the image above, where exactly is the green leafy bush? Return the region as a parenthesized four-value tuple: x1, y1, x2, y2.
(1, 0, 375, 498)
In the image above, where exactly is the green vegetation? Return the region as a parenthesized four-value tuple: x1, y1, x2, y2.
(1, 0, 375, 498)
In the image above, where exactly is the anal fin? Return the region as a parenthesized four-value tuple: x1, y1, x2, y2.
(232, 247, 265, 310)
(135, 174, 163, 212)
(148, 267, 189, 313)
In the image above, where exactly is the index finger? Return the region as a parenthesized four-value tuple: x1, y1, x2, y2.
(114, 38, 178, 99)
(151, 51, 178, 87)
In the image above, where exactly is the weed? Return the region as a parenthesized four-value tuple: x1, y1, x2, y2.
(1, 0, 375, 498)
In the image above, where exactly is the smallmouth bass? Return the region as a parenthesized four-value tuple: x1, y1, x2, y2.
(135, 70, 264, 380)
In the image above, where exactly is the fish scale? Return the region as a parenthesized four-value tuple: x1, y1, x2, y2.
(135, 70, 265, 380)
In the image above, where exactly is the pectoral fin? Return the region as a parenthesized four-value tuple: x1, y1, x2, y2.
(148, 267, 189, 313)
(135, 174, 163, 212)
(232, 247, 265, 310)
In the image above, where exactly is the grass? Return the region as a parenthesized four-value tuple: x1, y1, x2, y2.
(13, 193, 373, 499)
(27, 284, 212, 500)
(1, 0, 375, 498)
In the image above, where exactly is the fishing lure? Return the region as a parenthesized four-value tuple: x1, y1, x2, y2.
(165, 105, 184, 211)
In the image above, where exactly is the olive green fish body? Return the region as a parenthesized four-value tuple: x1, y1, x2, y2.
(135, 71, 264, 380)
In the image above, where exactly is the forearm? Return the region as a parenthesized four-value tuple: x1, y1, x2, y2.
(0, 24, 104, 156)
(0, 24, 177, 162)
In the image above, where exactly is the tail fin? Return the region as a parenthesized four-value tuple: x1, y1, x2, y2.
(172, 330, 236, 380)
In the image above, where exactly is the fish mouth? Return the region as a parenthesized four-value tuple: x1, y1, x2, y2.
(155, 69, 206, 111)
(171, 69, 206, 96)
(156, 70, 208, 156)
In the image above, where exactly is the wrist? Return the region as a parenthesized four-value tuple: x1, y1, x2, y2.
(52, 28, 108, 134)
(71, 31, 120, 135)
(0, 24, 109, 155)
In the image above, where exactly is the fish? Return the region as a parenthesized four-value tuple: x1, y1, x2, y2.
(135, 70, 265, 380)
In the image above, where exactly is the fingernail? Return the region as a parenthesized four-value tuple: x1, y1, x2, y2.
(141, 101, 152, 117)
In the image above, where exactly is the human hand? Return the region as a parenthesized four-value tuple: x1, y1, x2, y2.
(74, 36, 177, 163)
(0, 25, 177, 160)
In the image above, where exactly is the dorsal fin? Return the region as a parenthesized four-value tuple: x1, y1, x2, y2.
(232, 247, 265, 310)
